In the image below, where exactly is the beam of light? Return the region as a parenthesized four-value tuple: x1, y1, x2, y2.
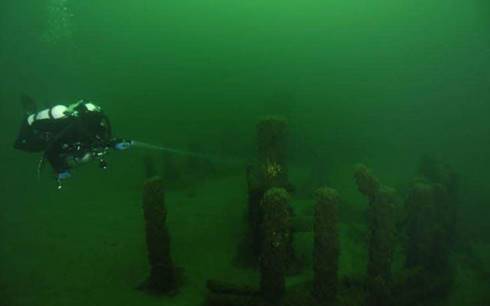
(131, 141, 245, 165)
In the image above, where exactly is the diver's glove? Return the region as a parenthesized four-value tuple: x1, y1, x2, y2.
(57, 170, 72, 180)
(56, 170, 71, 190)
(114, 140, 133, 151)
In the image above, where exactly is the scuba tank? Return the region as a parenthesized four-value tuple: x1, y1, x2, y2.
(14, 104, 70, 152)
(14, 101, 103, 153)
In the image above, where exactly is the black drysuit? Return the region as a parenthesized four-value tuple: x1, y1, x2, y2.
(14, 103, 115, 174)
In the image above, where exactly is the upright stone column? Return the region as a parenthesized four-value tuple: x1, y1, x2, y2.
(313, 187, 340, 306)
(417, 156, 459, 251)
(366, 186, 396, 306)
(142, 177, 179, 294)
(354, 165, 396, 306)
(257, 116, 289, 189)
(354, 164, 380, 203)
(243, 116, 292, 267)
(405, 182, 435, 270)
(260, 188, 291, 304)
(401, 178, 455, 304)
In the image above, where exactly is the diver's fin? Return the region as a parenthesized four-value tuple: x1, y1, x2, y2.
(21, 94, 38, 115)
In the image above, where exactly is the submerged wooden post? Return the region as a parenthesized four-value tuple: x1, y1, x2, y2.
(405, 182, 435, 270)
(260, 188, 291, 304)
(142, 177, 179, 294)
(313, 187, 340, 306)
(404, 180, 453, 298)
(354, 165, 396, 306)
(241, 116, 292, 267)
(354, 164, 380, 203)
(366, 186, 396, 306)
(257, 116, 289, 189)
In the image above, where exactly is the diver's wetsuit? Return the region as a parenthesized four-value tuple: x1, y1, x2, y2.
(14, 100, 130, 187)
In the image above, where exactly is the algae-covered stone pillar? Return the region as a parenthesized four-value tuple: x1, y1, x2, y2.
(142, 177, 179, 294)
(313, 187, 340, 306)
(244, 116, 291, 266)
(354, 165, 396, 306)
(417, 156, 459, 251)
(405, 182, 434, 270)
(257, 116, 289, 188)
(366, 186, 396, 306)
(260, 188, 291, 304)
(405, 181, 451, 274)
(354, 164, 380, 203)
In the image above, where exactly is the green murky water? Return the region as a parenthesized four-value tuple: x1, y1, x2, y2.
(1, 1, 489, 305)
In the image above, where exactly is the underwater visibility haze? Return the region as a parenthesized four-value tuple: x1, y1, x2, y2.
(1, 0, 490, 305)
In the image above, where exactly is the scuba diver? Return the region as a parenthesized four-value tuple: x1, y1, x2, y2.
(14, 95, 133, 189)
